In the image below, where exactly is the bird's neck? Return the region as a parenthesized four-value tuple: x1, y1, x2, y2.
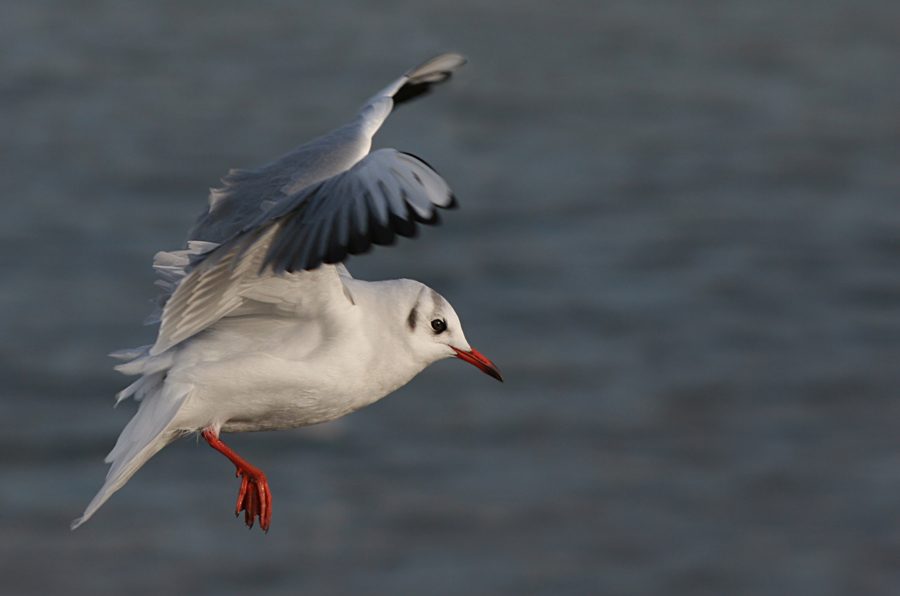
(348, 278, 431, 380)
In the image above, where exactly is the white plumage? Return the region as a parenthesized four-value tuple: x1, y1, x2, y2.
(73, 54, 502, 531)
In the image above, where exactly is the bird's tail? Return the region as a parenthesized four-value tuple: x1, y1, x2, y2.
(72, 350, 193, 529)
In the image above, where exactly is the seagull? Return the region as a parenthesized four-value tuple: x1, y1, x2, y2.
(72, 54, 502, 532)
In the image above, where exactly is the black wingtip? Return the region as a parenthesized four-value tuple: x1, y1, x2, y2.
(393, 53, 466, 107)
(393, 80, 442, 106)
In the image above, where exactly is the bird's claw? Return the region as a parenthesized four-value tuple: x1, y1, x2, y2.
(233, 467, 272, 531)
(201, 429, 273, 532)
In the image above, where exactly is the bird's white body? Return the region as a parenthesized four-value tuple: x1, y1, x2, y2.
(169, 276, 450, 435)
(73, 54, 500, 529)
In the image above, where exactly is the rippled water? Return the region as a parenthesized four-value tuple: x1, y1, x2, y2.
(2, 1, 900, 594)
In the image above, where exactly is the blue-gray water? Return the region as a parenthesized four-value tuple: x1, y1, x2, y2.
(2, 1, 899, 594)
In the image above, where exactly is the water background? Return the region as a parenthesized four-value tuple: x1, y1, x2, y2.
(2, 1, 900, 594)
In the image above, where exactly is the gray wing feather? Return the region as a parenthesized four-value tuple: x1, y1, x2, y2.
(188, 53, 466, 245)
(150, 227, 276, 354)
(149, 55, 465, 353)
(254, 148, 455, 273)
(189, 125, 370, 245)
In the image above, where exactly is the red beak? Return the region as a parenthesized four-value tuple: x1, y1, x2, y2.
(452, 347, 504, 382)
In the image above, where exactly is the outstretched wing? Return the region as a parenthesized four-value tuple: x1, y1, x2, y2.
(148, 54, 466, 355)
(189, 53, 466, 245)
(150, 148, 455, 355)
(258, 148, 456, 273)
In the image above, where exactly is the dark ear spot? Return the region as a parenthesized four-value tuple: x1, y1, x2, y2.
(407, 305, 418, 331)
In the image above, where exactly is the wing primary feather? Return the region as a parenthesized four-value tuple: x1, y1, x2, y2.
(377, 178, 408, 221)
(392, 189, 417, 238)
(352, 192, 369, 237)
(366, 195, 395, 246)
(322, 234, 348, 265)
(364, 184, 389, 226)
(186, 139, 458, 279)
(335, 201, 351, 246)
(392, 54, 466, 106)
(346, 227, 372, 255)
(446, 193, 458, 209)
(313, 214, 335, 263)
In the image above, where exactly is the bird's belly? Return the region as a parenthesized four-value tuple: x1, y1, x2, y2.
(178, 351, 419, 434)
(218, 388, 369, 433)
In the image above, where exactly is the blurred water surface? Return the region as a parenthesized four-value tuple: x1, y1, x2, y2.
(2, 1, 900, 594)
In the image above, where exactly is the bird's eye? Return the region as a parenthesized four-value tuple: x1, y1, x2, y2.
(431, 319, 447, 334)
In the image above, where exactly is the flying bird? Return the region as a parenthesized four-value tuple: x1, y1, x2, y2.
(73, 54, 501, 532)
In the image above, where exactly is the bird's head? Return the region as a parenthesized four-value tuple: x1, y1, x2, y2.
(403, 282, 503, 382)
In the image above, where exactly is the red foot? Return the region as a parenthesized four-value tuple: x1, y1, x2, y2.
(202, 429, 273, 531)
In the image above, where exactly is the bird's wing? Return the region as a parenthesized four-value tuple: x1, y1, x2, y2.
(148, 55, 465, 355)
(252, 148, 456, 273)
(188, 53, 466, 245)
(150, 148, 455, 355)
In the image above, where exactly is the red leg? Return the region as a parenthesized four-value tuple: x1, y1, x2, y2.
(201, 429, 272, 531)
